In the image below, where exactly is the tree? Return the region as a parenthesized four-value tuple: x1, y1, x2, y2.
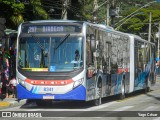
(0, 18, 6, 37)
(117, 6, 160, 39)
(29, 0, 48, 20)
(71, 0, 106, 22)
(0, 0, 25, 29)
(71, 0, 152, 23)
(0, 0, 48, 29)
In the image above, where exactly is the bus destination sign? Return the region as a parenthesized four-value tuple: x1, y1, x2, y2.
(22, 25, 81, 33)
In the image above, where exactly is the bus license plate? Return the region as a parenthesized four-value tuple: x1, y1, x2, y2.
(43, 95, 54, 99)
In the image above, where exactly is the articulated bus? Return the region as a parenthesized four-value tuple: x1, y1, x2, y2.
(16, 20, 156, 106)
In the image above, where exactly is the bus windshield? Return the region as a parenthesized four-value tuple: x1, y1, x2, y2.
(18, 35, 83, 72)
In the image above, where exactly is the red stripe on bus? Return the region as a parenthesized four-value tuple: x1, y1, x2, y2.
(25, 79, 74, 86)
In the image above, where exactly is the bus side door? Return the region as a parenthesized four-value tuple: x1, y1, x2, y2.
(103, 42, 112, 95)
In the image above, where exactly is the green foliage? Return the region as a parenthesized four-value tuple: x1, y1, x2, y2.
(0, 1, 24, 28)
(10, 14, 24, 26)
(127, 18, 143, 33)
(1, 0, 160, 37)
(74, 0, 93, 21)
(23, 0, 48, 20)
(34, 6, 48, 19)
(0, 0, 48, 29)
(71, 0, 160, 41)
(12, 3, 25, 14)
(77, 0, 107, 22)
(114, 2, 160, 37)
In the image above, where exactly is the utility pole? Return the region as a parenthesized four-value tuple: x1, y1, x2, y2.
(109, 0, 116, 27)
(158, 23, 160, 60)
(62, 0, 69, 20)
(92, 0, 109, 24)
(93, 0, 98, 23)
(106, 3, 110, 26)
(148, 12, 152, 42)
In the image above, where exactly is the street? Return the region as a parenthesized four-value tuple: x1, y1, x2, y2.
(0, 78, 160, 120)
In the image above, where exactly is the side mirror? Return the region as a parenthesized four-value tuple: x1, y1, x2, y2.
(90, 34, 96, 52)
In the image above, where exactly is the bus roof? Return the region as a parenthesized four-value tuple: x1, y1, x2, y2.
(127, 33, 155, 45)
(23, 20, 113, 30)
(24, 20, 84, 24)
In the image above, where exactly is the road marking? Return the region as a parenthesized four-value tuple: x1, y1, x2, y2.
(26, 101, 118, 111)
(28, 101, 120, 111)
(113, 106, 134, 111)
(142, 106, 159, 111)
(86, 101, 119, 111)
(153, 117, 160, 120)
(26, 109, 42, 111)
(0, 106, 20, 111)
(139, 98, 152, 103)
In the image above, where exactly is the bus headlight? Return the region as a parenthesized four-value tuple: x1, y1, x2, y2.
(18, 78, 25, 87)
(73, 78, 84, 88)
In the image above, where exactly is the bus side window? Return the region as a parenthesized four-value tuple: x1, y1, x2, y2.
(86, 37, 93, 66)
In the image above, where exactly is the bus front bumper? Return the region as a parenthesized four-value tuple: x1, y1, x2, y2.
(16, 84, 86, 101)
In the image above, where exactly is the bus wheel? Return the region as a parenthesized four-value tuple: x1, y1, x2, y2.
(119, 80, 125, 100)
(145, 77, 151, 93)
(93, 82, 102, 106)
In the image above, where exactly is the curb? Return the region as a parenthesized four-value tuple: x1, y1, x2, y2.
(0, 102, 10, 107)
(10, 99, 27, 107)
(0, 99, 27, 109)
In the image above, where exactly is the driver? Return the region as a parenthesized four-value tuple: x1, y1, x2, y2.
(75, 50, 80, 61)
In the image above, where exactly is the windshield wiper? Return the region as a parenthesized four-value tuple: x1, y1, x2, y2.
(31, 34, 46, 68)
(31, 34, 45, 50)
(55, 34, 70, 50)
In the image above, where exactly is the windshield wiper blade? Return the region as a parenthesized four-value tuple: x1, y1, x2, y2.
(31, 34, 44, 50)
(55, 34, 70, 50)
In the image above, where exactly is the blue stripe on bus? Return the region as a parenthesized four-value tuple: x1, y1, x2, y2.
(134, 72, 147, 90)
(115, 74, 123, 94)
(134, 56, 154, 90)
(17, 84, 86, 100)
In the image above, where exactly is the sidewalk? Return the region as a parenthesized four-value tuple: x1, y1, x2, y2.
(151, 75, 160, 91)
(0, 98, 26, 109)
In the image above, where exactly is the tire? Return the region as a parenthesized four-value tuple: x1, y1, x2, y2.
(145, 76, 151, 93)
(93, 81, 102, 106)
(119, 80, 125, 100)
(93, 88, 102, 106)
(146, 86, 151, 93)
